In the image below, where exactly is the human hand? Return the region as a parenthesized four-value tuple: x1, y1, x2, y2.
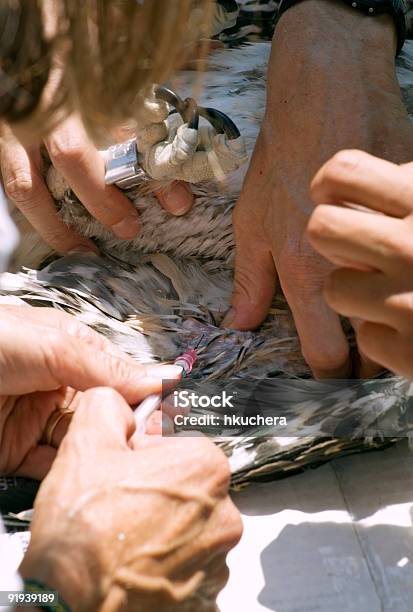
(308, 150, 413, 379)
(0, 115, 193, 253)
(20, 388, 242, 612)
(225, 0, 413, 378)
(0, 305, 181, 479)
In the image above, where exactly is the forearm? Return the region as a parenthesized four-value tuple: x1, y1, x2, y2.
(264, 0, 402, 134)
(274, 0, 398, 59)
(251, 0, 412, 178)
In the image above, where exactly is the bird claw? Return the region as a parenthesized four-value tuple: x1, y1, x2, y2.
(46, 85, 247, 199)
(136, 85, 247, 183)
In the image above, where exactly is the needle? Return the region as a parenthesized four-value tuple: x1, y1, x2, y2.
(194, 334, 205, 349)
(133, 335, 204, 434)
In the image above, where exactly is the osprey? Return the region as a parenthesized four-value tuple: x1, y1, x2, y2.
(2, 41, 413, 494)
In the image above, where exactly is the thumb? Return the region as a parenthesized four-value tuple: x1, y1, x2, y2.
(66, 387, 136, 451)
(45, 333, 182, 405)
(223, 234, 276, 330)
(155, 181, 194, 216)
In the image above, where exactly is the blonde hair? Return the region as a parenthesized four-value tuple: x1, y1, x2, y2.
(0, 0, 213, 141)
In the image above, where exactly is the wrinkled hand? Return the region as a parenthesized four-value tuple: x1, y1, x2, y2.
(0, 305, 181, 479)
(0, 115, 193, 253)
(308, 151, 413, 380)
(225, 0, 413, 378)
(20, 388, 242, 612)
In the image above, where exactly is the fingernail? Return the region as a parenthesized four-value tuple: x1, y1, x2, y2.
(112, 214, 141, 239)
(165, 183, 193, 216)
(222, 307, 236, 328)
(150, 364, 183, 379)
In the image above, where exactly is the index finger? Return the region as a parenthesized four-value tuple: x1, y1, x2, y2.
(0, 304, 126, 359)
(45, 116, 142, 240)
(0, 134, 97, 253)
(311, 150, 413, 218)
(0, 315, 182, 402)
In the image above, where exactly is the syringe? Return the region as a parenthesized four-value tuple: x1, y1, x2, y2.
(134, 341, 201, 434)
